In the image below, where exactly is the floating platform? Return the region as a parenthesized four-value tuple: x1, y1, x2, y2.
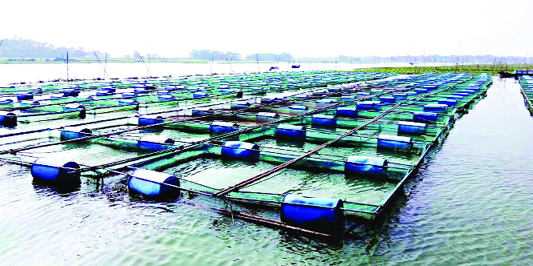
(519, 75, 533, 115)
(0, 70, 493, 236)
(499, 70, 533, 78)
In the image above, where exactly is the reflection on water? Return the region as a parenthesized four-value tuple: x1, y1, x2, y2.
(1, 77, 533, 265)
(379, 77, 533, 265)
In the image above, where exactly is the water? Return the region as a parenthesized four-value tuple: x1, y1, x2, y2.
(1, 65, 533, 265)
(377, 77, 533, 265)
(0, 62, 408, 85)
(165, 158, 395, 203)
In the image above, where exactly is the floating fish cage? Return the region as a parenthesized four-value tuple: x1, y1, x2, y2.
(0, 71, 493, 237)
(519, 75, 533, 115)
(0, 71, 394, 128)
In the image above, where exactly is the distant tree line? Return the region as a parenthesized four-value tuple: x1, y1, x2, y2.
(244, 53, 294, 62)
(189, 50, 242, 61)
(1, 38, 532, 65)
(297, 55, 533, 65)
(0, 37, 106, 60)
(189, 50, 294, 62)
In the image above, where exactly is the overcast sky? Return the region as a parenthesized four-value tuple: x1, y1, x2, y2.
(2, 0, 532, 58)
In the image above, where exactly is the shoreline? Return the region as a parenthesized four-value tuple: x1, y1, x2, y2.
(1, 60, 530, 75)
(349, 64, 533, 75)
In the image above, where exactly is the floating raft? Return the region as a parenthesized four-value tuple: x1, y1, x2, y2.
(0, 71, 492, 236)
(519, 75, 533, 115)
(499, 69, 533, 78)
(0, 71, 393, 127)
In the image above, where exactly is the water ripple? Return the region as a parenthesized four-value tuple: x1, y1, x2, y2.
(2, 78, 533, 265)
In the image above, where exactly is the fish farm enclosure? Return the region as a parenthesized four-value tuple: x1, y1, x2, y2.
(519, 74, 533, 115)
(0, 70, 493, 238)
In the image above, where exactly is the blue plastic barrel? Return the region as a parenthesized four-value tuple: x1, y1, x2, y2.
(66, 103, 85, 118)
(377, 134, 412, 150)
(221, 141, 259, 159)
(256, 112, 279, 121)
(280, 194, 344, 233)
(134, 86, 147, 94)
(63, 89, 80, 97)
(138, 115, 164, 126)
(96, 90, 111, 96)
(192, 107, 214, 116)
(345, 156, 388, 175)
(51, 93, 65, 99)
(220, 89, 235, 95)
(101, 87, 116, 93)
(261, 96, 285, 103)
(379, 96, 395, 103)
(398, 121, 427, 135)
(336, 107, 357, 117)
(119, 99, 138, 106)
(210, 121, 239, 133)
(63, 103, 85, 112)
(294, 94, 310, 100)
(393, 93, 407, 100)
(340, 95, 356, 101)
(128, 169, 180, 199)
(16, 92, 33, 101)
(158, 95, 175, 101)
(60, 127, 92, 140)
(20, 100, 40, 107)
(312, 114, 336, 127)
(438, 99, 457, 106)
(289, 105, 308, 111)
(0, 111, 17, 126)
(316, 99, 337, 105)
(423, 104, 448, 112)
(31, 158, 81, 187)
(460, 89, 476, 95)
(312, 90, 327, 96)
(122, 92, 137, 98)
(231, 101, 251, 109)
(356, 101, 380, 110)
(413, 111, 437, 122)
(0, 98, 13, 105)
(447, 95, 463, 100)
(276, 124, 306, 139)
(193, 92, 208, 98)
(138, 135, 174, 150)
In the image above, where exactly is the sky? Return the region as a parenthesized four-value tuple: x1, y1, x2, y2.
(1, 0, 533, 58)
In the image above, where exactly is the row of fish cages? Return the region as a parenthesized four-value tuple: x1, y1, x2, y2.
(0, 71, 392, 129)
(519, 75, 533, 115)
(0, 71, 492, 238)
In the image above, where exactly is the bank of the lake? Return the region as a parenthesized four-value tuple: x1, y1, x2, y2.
(353, 64, 533, 75)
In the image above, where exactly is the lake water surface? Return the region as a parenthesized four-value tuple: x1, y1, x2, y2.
(0, 65, 532, 265)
